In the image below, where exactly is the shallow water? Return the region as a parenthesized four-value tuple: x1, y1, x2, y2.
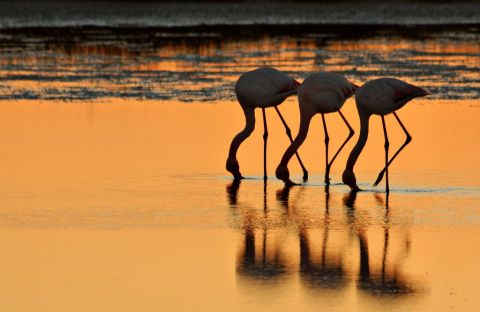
(0, 23, 480, 311)
(0, 97, 479, 311)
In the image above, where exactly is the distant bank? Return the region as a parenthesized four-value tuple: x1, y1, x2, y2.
(0, 1, 479, 29)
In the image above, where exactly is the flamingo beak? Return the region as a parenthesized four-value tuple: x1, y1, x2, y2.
(352, 185, 362, 192)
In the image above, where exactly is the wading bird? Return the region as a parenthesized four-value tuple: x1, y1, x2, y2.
(342, 78, 429, 193)
(226, 67, 308, 181)
(275, 72, 358, 186)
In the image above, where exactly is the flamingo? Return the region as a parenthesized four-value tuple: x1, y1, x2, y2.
(226, 67, 308, 181)
(275, 72, 358, 186)
(342, 78, 429, 193)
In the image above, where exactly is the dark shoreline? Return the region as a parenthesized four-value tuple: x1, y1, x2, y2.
(1, 23, 479, 42)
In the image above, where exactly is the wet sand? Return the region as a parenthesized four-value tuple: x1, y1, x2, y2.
(0, 98, 479, 311)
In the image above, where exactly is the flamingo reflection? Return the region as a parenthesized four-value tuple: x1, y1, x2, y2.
(227, 181, 289, 280)
(227, 182, 418, 297)
(343, 192, 414, 296)
(278, 186, 347, 290)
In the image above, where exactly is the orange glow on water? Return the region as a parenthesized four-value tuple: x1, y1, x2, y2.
(0, 27, 479, 310)
(0, 97, 479, 311)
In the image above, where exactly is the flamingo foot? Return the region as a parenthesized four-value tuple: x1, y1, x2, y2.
(373, 169, 386, 187)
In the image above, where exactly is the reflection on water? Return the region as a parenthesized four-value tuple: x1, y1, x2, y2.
(295, 187, 348, 291)
(0, 95, 478, 309)
(232, 182, 289, 281)
(0, 27, 478, 101)
(228, 181, 418, 300)
(354, 193, 413, 296)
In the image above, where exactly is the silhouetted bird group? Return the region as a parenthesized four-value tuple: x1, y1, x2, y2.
(226, 67, 429, 193)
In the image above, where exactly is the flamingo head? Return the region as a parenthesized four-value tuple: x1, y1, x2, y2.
(342, 169, 361, 192)
(226, 158, 243, 180)
(275, 165, 290, 184)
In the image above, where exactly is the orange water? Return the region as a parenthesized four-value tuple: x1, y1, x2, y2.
(0, 97, 479, 311)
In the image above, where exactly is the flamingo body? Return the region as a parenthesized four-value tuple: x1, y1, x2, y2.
(355, 78, 428, 115)
(235, 67, 300, 108)
(298, 72, 357, 115)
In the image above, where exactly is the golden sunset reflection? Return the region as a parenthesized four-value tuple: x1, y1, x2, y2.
(0, 92, 478, 310)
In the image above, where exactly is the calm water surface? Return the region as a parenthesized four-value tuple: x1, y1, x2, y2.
(0, 26, 479, 311)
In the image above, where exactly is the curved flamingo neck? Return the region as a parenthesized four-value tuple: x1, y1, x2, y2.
(345, 108, 370, 171)
(279, 113, 312, 166)
(228, 106, 255, 159)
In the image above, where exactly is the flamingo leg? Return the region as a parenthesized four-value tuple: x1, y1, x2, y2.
(373, 112, 412, 189)
(274, 106, 309, 182)
(376, 116, 390, 192)
(262, 108, 268, 181)
(321, 113, 331, 184)
(327, 110, 355, 174)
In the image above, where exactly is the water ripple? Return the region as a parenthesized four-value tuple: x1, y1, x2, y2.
(0, 27, 478, 102)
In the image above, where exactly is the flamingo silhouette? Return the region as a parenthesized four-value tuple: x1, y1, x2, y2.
(342, 78, 429, 193)
(275, 72, 358, 186)
(226, 67, 308, 181)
